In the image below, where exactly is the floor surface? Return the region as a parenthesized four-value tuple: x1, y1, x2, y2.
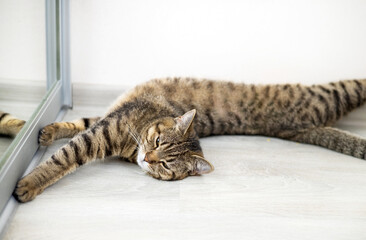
(4, 83, 366, 240)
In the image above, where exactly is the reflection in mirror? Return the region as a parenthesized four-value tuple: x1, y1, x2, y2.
(0, 1, 47, 163)
(0, 111, 25, 137)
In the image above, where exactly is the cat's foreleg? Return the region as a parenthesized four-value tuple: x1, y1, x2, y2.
(14, 116, 127, 202)
(286, 127, 366, 159)
(39, 117, 101, 145)
(0, 111, 25, 136)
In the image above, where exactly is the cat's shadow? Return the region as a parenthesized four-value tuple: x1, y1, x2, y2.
(0, 133, 14, 139)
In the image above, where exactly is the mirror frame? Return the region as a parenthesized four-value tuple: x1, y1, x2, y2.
(0, 0, 72, 235)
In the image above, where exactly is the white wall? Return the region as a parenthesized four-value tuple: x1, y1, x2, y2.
(69, 0, 366, 86)
(1, 1, 365, 86)
(0, 0, 46, 82)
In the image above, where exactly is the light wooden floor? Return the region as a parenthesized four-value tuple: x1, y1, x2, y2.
(4, 84, 366, 240)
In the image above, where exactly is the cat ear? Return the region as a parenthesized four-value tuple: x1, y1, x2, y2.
(175, 109, 196, 136)
(191, 155, 214, 175)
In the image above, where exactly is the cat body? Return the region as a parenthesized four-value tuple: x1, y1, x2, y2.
(14, 77, 366, 202)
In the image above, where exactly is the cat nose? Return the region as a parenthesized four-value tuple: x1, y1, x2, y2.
(144, 152, 159, 163)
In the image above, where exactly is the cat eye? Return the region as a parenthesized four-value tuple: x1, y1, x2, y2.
(160, 161, 170, 170)
(155, 136, 160, 148)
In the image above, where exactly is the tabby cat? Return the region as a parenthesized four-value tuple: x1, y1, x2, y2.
(14, 77, 366, 202)
(0, 111, 25, 137)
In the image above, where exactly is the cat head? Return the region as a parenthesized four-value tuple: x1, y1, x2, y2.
(137, 109, 214, 180)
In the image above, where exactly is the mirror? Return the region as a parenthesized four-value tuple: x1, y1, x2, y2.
(0, 1, 51, 169)
(0, 0, 70, 229)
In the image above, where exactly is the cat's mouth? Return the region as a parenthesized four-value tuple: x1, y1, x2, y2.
(136, 148, 151, 173)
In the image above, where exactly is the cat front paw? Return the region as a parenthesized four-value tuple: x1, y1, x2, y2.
(13, 176, 44, 203)
(39, 124, 57, 146)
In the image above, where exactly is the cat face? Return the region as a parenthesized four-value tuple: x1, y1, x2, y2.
(137, 109, 214, 180)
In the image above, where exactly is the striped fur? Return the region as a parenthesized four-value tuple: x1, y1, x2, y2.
(14, 77, 366, 202)
(0, 111, 25, 137)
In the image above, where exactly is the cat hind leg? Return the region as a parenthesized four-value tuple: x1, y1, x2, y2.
(284, 127, 366, 160)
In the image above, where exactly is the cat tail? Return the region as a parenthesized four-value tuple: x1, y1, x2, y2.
(0, 111, 25, 136)
(14, 114, 135, 202)
(288, 127, 366, 160)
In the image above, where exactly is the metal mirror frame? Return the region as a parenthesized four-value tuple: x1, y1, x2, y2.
(0, 0, 72, 236)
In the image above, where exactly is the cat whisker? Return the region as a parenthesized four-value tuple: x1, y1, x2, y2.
(126, 122, 144, 151)
(128, 132, 141, 148)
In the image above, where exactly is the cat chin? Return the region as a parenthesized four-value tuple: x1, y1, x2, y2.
(137, 149, 150, 173)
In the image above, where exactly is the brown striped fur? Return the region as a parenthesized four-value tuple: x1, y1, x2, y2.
(14, 77, 366, 202)
(0, 111, 25, 137)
